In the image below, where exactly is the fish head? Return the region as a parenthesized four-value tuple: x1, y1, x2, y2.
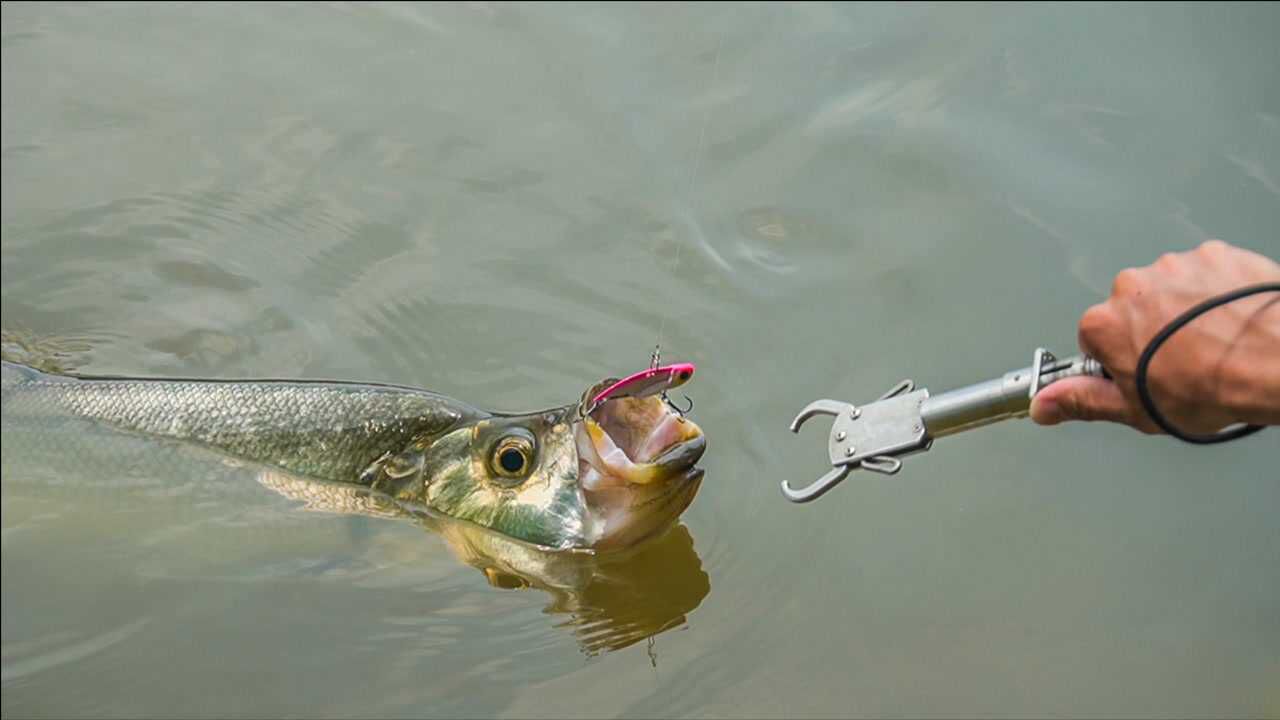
(398, 407, 589, 550)
(382, 377, 706, 552)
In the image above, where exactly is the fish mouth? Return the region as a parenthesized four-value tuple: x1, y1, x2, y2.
(574, 378, 706, 489)
(571, 378, 706, 548)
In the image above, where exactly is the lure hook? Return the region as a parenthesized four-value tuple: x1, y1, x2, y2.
(663, 392, 694, 417)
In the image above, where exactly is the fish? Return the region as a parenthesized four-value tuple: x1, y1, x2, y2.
(1, 357, 707, 552)
(2, 395, 712, 657)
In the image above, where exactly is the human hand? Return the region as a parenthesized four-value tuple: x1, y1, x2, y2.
(1030, 240, 1280, 435)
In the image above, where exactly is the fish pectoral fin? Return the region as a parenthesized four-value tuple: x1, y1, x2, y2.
(382, 449, 425, 479)
(358, 451, 395, 485)
(359, 447, 426, 491)
(257, 470, 405, 519)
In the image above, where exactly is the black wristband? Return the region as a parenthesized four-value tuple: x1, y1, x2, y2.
(1133, 282, 1280, 445)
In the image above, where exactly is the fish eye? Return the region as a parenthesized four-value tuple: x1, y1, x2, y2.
(491, 432, 535, 480)
(678, 370, 691, 381)
(499, 447, 525, 473)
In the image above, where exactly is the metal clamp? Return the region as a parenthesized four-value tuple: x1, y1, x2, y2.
(781, 379, 932, 503)
(781, 347, 1110, 504)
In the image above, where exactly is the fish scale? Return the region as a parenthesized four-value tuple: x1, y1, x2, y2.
(2, 355, 707, 552)
(3, 361, 480, 484)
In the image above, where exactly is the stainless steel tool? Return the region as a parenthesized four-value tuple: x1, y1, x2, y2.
(782, 348, 1109, 503)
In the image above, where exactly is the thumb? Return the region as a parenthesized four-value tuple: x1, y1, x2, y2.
(1030, 376, 1135, 427)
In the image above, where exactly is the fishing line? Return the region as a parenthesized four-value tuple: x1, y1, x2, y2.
(650, 31, 724, 369)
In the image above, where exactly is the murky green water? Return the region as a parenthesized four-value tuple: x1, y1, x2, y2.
(3, 3, 1279, 718)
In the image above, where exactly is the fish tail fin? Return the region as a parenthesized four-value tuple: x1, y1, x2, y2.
(1, 327, 93, 377)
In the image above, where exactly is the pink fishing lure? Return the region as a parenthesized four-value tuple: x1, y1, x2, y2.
(590, 363, 696, 408)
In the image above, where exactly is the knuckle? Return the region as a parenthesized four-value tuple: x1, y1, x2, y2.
(1079, 303, 1115, 340)
(1072, 401, 1102, 423)
(1111, 267, 1145, 296)
(1153, 252, 1181, 272)
(1054, 393, 1088, 422)
(1059, 386, 1107, 424)
(1197, 239, 1229, 258)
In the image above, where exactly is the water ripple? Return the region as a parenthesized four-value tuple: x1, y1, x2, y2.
(2, 619, 150, 684)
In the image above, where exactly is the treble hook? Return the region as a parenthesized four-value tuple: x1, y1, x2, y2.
(663, 392, 694, 417)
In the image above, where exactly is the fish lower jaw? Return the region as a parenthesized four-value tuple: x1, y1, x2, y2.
(580, 467, 703, 551)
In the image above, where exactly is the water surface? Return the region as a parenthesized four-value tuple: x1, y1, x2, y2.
(3, 3, 1279, 718)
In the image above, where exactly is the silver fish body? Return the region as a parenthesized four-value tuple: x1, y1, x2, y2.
(3, 360, 481, 485)
(2, 359, 707, 551)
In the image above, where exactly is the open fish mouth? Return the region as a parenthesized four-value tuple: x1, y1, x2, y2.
(572, 378, 706, 549)
(574, 378, 706, 491)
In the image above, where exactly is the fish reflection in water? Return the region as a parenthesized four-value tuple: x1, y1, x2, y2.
(259, 467, 711, 656)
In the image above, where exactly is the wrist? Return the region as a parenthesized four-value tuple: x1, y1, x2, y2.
(1217, 302, 1280, 426)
